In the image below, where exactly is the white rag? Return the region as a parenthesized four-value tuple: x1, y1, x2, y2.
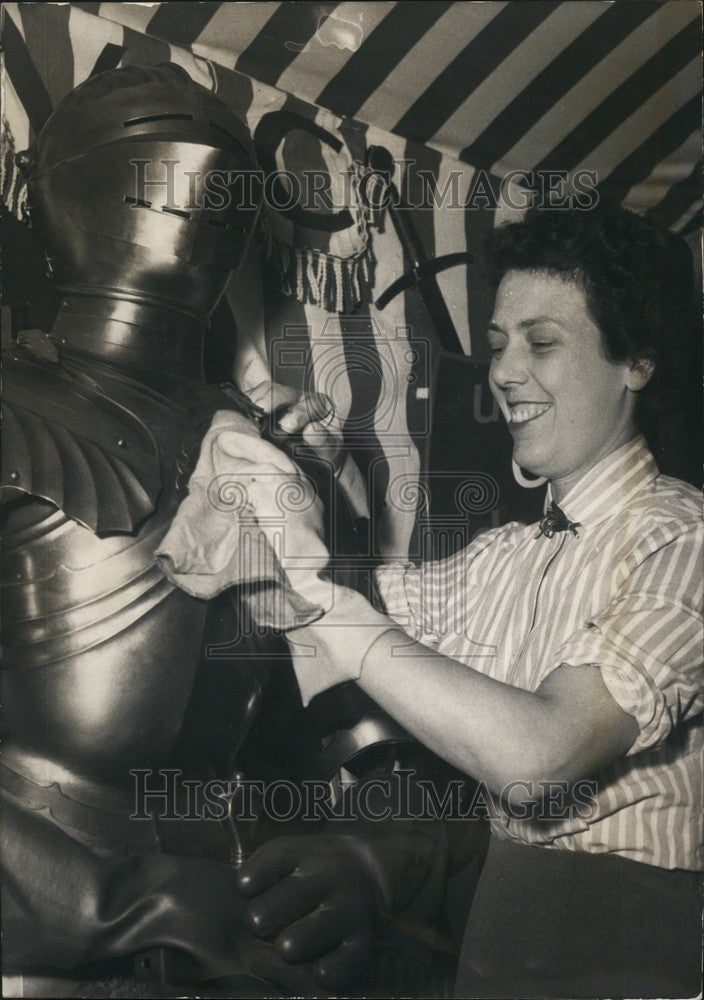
(155, 410, 325, 631)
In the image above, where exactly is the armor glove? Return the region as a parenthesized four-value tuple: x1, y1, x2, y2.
(237, 833, 384, 993)
(1, 796, 322, 995)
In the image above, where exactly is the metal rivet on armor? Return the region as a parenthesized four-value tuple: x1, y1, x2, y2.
(60, 338, 67, 345)
(117, 438, 127, 448)
(10, 471, 20, 481)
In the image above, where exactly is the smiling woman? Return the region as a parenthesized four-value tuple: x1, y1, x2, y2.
(231, 204, 703, 998)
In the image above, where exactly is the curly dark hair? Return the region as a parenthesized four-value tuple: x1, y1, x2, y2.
(483, 203, 691, 369)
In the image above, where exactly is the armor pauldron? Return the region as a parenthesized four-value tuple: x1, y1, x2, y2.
(2, 348, 160, 532)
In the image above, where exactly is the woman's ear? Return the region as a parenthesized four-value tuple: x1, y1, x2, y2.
(625, 357, 655, 392)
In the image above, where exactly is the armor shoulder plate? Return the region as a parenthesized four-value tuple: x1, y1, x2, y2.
(2, 349, 160, 533)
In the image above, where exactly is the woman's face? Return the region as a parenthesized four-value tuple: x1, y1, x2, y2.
(488, 269, 642, 501)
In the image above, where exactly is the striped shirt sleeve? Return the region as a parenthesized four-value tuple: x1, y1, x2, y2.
(373, 551, 469, 647)
(556, 519, 704, 755)
(374, 527, 507, 646)
(373, 562, 428, 639)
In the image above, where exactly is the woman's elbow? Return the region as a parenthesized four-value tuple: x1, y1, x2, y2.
(464, 742, 590, 803)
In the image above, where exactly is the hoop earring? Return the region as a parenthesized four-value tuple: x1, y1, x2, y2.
(512, 459, 547, 489)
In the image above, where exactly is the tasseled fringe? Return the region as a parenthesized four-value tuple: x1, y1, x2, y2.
(1, 119, 29, 223)
(267, 236, 375, 314)
(259, 187, 377, 314)
(352, 158, 390, 232)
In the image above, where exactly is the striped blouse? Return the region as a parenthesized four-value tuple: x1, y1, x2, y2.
(374, 436, 703, 870)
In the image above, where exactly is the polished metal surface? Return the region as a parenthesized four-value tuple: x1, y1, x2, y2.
(49, 294, 208, 381)
(0, 66, 285, 982)
(21, 64, 261, 320)
(2, 344, 161, 531)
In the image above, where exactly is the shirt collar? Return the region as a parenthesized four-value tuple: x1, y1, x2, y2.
(544, 436, 659, 532)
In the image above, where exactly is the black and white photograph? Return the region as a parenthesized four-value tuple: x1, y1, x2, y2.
(1, 2, 702, 997)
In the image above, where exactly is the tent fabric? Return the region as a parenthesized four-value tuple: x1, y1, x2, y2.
(68, 1, 702, 234)
(2, 1, 701, 558)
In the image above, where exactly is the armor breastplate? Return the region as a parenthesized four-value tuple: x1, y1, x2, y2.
(1, 344, 266, 827)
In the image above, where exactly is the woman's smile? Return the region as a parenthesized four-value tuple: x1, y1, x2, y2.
(504, 401, 553, 426)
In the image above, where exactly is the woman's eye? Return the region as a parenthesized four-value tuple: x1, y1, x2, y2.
(531, 341, 554, 352)
(489, 346, 504, 359)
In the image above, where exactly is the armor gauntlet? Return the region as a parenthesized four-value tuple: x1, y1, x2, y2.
(1, 794, 260, 979)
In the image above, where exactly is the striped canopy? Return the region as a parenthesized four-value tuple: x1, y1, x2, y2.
(29, 1, 702, 233)
(2, 1, 701, 555)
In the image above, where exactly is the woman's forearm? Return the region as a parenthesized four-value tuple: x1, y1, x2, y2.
(297, 588, 637, 796)
(355, 628, 560, 791)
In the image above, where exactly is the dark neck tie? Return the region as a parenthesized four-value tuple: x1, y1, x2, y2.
(535, 501, 581, 540)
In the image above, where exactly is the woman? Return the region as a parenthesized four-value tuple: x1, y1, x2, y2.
(234, 205, 703, 997)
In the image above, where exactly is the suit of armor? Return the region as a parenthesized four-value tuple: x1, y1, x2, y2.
(2, 64, 449, 999)
(1, 65, 279, 988)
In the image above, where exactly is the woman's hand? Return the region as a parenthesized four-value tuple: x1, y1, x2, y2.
(243, 380, 369, 519)
(215, 438, 330, 575)
(244, 380, 345, 473)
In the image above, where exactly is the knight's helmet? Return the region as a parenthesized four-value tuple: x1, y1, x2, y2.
(17, 64, 261, 319)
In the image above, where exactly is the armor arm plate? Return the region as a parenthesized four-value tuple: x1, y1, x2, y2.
(1, 351, 160, 532)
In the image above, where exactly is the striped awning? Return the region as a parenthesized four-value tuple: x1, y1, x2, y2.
(68, 0, 703, 234)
